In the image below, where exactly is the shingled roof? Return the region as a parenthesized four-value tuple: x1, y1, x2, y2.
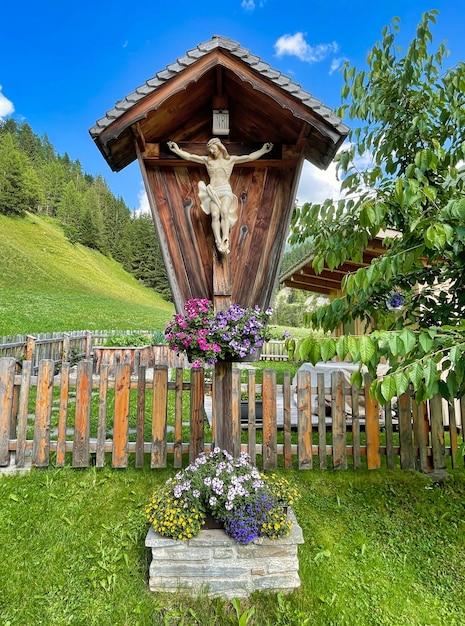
(89, 34, 349, 172)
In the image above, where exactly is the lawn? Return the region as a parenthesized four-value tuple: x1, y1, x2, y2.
(1, 464, 464, 625)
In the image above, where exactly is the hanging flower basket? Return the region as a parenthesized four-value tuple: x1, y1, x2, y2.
(165, 298, 272, 368)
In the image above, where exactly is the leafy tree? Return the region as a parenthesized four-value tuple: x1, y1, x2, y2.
(290, 10, 465, 403)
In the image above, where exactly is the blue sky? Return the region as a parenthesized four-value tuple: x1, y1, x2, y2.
(1, 1, 464, 211)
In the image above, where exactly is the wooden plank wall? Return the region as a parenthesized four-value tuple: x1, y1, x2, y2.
(0, 357, 463, 472)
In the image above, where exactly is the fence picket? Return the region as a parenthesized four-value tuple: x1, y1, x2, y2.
(189, 368, 204, 463)
(283, 371, 292, 469)
(113, 363, 131, 468)
(135, 366, 146, 468)
(297, 370, 312, 470)
(247, 370, 257, 465)
(0, 357, 15, 466)
(351, 384, 361, 470)
(317, 373, 327, 469)
(15, 360, 32, 467)
(152, 366, 168, 468)
(32, 359, 54, 467)
(384, 402, 395, 470)
(96, 364, 109, 468)
(262, 369, 277, 470)
(173, 368, 184, 468)
(398, 391, 415, 470)
(430, 395, 446, 469)
(231, 369, 241, 459)
(365, 374, 381, 470)
(332, 371, 347, 470)
(56, 362, 70, 467)
(72, 360, 93, 468)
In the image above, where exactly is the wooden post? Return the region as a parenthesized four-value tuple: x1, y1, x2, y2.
(213, 250, 234, 454)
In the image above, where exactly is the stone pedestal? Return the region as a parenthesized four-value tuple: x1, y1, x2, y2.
(145, 510, 304, 599)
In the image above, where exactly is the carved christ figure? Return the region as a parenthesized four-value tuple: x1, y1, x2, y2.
(167, 138, 273, 254)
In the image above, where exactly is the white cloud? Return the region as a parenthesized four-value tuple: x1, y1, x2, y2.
(329, 57, 346, 75)
(0, 85, 14, 120)
(274, 32, 338, 63)
(241, 0, 266, 10)
(296, 160, 342, 205)
(134, 183, 151, 216)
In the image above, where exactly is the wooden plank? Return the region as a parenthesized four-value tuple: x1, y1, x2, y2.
(351, 384, 361, 470)
(448, 400, 459, 469)
(135, 366, 146, 468)
(152, 366, 168, 468)
(0, 357, 16, 466)
(15, 360, 32, 467)
(430, 395, 446, 470)
(364, 374, 381, 470)
(397, 391, 415, 470)
(283, 371, 292, 468)
(72, 360, 93, 468)
(384, 401, 395, 470)
(317, 373, 327, 469)
(189, 367, 204, 463)
(247, 369, 257, 465)
(297, 370, 312, 470)
(332, 371, 347, 470)
(112, 363, 131, 468)
(173, 368, 184, 468)
(413, 398, 428, 472)
(96, 363, 109, 468)
(32, 359, 55, 467)
(231, 368, 241, 459)
(56, 362, 70, 467)
(262, 369, 277, 469)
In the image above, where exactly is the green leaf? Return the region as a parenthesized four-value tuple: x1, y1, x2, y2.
(394, 370, 410, 396)
(381, 376, 397, 402)
(388, 334, 402, 356)
(347, 336, 359, 360)
(399, 329, 416, 354)
(359, 335, 375, 365)
(408, 362, 424, 388)
(419, 331, 434, 354)
(423, 359, 438, 389)
(321, 338, 336, 362)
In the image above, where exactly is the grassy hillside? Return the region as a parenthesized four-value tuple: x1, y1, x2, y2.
(0, 213, 174, 335)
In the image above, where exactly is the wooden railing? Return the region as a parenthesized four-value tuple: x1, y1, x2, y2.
(0, 357, 463, 472)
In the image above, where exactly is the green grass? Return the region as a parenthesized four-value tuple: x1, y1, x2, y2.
(0, 213, 173, 335)
(0, 466, 464, 625)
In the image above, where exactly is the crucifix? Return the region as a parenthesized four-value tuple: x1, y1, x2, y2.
(167, 138, 273, 452)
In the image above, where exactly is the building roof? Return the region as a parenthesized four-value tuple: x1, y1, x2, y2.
(89, 34, 349, 172)
(280, 233, 397, 295)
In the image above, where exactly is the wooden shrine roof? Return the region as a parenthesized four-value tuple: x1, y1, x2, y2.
(89, 34, 349, 173)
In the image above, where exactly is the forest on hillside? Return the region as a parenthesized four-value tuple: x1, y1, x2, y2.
(0, 119, 171, 301)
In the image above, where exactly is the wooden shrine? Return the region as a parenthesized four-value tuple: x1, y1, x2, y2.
(90, 35, 348, 453)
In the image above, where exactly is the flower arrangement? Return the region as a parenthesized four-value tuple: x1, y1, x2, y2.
(164, 298, 272, 367)
(145, 448, 299, 544)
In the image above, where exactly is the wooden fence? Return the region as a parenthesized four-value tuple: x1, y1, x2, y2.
(0, 356, 463, 472)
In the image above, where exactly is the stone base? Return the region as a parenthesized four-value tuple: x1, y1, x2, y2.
(145, 510, 304, 599)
